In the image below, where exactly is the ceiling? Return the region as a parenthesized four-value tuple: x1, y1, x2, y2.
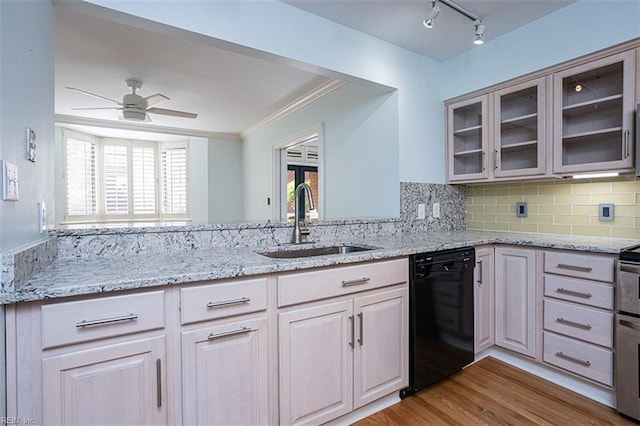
(55, 0, 575, 137)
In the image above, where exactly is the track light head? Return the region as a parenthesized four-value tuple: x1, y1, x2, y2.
(473, 20, 485, 45)
(423, 2, 441, 28)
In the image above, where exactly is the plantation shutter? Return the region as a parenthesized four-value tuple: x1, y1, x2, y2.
(103, 144, 129, 215)
(65, 137, 97, 217)
(132, 145, 157, 215)
(161, 146, 188, 215)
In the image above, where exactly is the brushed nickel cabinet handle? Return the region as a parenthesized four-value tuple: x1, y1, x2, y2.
(556, 263, 592, 273)
(207, 327, 254, 340)
(556, 288, 592, 299)
(342, 277, 370, 287)
(207, 297, 251, 309)
(556, 317, 592, 330)
(357, 312, 364, 346)
(156, 359, 162, 408)
(624, 130, 630, 158)
(555, 351, 591, 367)
(476, 260, 483, 285)
(76, 313, 138, 328)
(494, 149, 498, 170)
(349, 315, 355, 348)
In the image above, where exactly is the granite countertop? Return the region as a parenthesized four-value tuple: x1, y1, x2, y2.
(3, 230, 637, 304)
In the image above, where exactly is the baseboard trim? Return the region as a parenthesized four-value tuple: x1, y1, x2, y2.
(325, 393, 400, 426)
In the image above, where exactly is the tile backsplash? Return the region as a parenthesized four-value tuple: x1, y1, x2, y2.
(467, 176, 640, 238)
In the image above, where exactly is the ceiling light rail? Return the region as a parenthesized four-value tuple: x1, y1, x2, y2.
(424, 0, 485, 45)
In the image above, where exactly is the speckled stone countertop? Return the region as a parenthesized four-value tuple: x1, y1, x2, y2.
(2, 230, 637, 304)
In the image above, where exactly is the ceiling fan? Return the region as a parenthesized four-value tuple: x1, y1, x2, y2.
(67, 78, 198, 122)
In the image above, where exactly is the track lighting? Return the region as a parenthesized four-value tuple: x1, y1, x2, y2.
(474, 20, 485, 45)
(423, 0, 486, 46)
(423, 1, 441, 28)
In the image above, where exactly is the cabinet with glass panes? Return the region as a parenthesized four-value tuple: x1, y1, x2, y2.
(447, 94, 489, 181)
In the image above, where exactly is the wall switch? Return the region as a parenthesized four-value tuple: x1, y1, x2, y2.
(516, 201, 527, 217)
(1, 160, 19, 201)
(433, 202, 440, 218)
(598, 203, 614, 221)
(38, 201, 46, 233)
(26, 127, 36, 162)
(417, 203, 426, 219)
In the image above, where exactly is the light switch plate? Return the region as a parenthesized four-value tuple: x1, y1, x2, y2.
(598, 203, 614, 221)
(432, 202, 440, 218)
(2, 160, 18, 201)
(417, 203, 425, 219)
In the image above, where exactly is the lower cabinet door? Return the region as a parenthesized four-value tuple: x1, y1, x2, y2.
(474, 247, 495, 353)
(353, 287, 408, 409)
(181, 317, 268, 426)
(42, 336, 167, 425)
(279, 300, 354, 426)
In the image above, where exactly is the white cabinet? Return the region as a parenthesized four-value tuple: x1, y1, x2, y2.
(541, 250, 615, 386)
(42, 336, 167, 425)
(277, 259, 408, 426)
(181, 317, 269, 425)
(447, 94, 489, 182)
(494, 246, 536, 358)
(180, 277, 270, 425)
(474, 246, 495, 353)
(553, 50, 636, 175)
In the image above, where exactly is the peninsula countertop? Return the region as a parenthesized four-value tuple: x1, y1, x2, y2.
(3, 230, 636, 304)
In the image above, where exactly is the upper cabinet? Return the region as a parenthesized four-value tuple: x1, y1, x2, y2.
(447, 94, 489, 181)
(493, 78, 547, 178)
(445, 44, 638, 183)
(447, 78, 547, 183)
(553, 51, 636, 174)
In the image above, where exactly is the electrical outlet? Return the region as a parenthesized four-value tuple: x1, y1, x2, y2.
(516, 202, 527, 217)
(433, 202, 440, 218)
(417, 203, 426, 219)
(38, 201, 46, 233)
(26, 127, 36, 162)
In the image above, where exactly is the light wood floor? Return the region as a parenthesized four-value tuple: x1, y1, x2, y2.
(355, 357, 634, 425)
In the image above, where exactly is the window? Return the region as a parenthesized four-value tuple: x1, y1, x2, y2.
(62, 129, 189, 223)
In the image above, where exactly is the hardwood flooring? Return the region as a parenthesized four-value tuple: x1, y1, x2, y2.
(355, 357, 634, 425)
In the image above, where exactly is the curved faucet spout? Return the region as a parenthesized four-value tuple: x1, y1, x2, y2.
(292, 183, 314, 244)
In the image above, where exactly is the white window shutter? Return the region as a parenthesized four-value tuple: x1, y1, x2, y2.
(132, 145, 157, 215)
(103, 144, 129, 215)
(65, 137, 97, 216)
(161, 146, 187, 215)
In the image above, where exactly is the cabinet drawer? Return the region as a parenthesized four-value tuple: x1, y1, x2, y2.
(543, 331, 613, 387)
(41, 290, 165, 349)
(543, 299, 613, 348)
(181, 277, 268, 325)
(544, 251, 614, 282)
(543, 275, 613, 310)
(277, 258, 408, 307)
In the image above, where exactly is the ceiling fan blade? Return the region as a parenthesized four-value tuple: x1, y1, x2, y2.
(71, 107, 122, 110)
(147, 107, 198, 119)
(66, 87, 122, 105)
(138, 93, 170, 108)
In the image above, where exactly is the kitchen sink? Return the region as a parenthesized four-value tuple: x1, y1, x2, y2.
(259, 244, 376, 259)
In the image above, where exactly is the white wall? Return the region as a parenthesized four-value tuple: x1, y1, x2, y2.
(79, 0, 444, 186)
(243, 83, 399, 221)
(207, 137, 244, 223)
(441, 0, 640, 100)
(0, 0, 55, 252)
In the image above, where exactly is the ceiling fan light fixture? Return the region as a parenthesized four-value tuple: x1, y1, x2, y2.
(122, 107, 147, 122)
(423, 2, 441, 28)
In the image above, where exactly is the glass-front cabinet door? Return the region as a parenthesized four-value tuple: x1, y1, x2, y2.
(447, 94, 489, 182)
(553, 50, 635, 174)
(493, 77, 547, 178)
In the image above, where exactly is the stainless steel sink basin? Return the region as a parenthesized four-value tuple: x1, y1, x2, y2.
(259, 245, 375, 259)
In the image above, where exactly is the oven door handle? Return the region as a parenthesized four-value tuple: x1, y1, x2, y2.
(620, 318, 640, 331)
(619, 263, 640, 274)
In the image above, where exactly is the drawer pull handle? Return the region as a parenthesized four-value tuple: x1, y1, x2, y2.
(557, 263, 592, 273)
(620, 319, 640, 331)
(76, 313, 138, 328)
(556, 317, 592, 330)
(555, 351, 591, 367)
(556, 288, 592, 299)
(207, 297, 251, 309)
(207, 327, 254, 340)
(342, 277, 371, 287)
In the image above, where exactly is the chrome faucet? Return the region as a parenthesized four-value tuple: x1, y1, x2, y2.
(291, 182, 315, 244)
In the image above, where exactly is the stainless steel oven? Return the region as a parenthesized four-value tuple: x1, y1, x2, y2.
(616, 249, 640, 420)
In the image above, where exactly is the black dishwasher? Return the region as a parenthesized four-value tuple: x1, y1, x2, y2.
(400, 247, 475, 398)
